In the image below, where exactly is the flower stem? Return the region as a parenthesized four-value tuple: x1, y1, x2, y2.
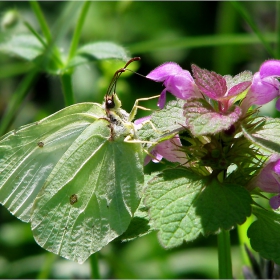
(217, 229, 233, 279)
(0, 69, 38, 135)
(67, 1, 91, 62)
(276, 1, 280, 59)
(237, 215, 254, 266)
(89, 253, 100, 279)
(60, 74, 75, 106)
(29, 1, 52, 43)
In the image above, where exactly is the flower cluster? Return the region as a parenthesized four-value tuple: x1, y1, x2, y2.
(141, 59, 280, 210)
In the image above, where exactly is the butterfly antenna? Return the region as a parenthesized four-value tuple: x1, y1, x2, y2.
(106, 57, 141, 97)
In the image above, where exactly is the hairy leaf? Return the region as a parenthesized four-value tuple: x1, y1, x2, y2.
(0, 34, 43, 60)
(137, 99, 186, 144)
(242, 117, 280, 154)
(69, 42, 130, 67)
(184, 98, 242, 136)
(248, 206, 280, 265)
(144, 168, 204, 248)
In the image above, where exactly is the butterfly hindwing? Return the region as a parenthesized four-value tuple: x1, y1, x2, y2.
(31, 119, 144, 263)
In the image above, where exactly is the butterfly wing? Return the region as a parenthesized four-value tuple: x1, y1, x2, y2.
(30, 119, 144, 263)
(0, 103, 105, 222)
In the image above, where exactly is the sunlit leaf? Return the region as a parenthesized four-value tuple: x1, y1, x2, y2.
(0, 34, 44, 60)
(68, 42, 130, 68)
(242, 117, 280, 154)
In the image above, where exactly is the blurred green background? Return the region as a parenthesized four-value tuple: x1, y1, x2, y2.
(0, 1, 278, 278)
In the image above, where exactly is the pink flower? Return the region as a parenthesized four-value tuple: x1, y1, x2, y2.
(144, 135, 186, 166)
(250, 154, 280, 209)
(134, 116, 186, 165)
(243, 59, 280, 111)
(146, 62, 200, 109)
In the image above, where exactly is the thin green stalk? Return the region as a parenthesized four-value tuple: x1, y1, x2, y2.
(237, 215, 255, 267)
(37, 252, 57, 279)
(217, 229, 233, 279)
(0, 69, 38, 136)
(89, 253, 100, 279)
(68, 1, 91, 62)
(29, 1, 52, 43)
(230, 1, 275, 57)
(23, 20, 47, 48)
(276, 1, 280, 59)
(60, 74, 75, 106)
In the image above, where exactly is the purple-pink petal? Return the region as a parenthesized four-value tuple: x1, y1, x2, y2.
(155, 136, 185, 163)
(276, 98, 280, 111)
(134, 115, 151, 130)
(144, 135, 186, 165)
(227, 81, 251, 97)
(270, 195, 280, 210)
(164, 71, 197, 100)
(247, 72, 280, 105)
(260, 59, 280, 79)
(157, 89, 167, 109)
(253, 156, 280, 193)
(146, 62, 183, 82)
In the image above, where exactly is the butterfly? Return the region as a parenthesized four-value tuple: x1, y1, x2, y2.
(0, 57, 145, 263)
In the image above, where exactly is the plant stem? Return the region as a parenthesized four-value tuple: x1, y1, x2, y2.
(37, 252, 57, 279)
(29, 1, 52, 43)
(237, 215, 255, 267)
(60, 74, 75, 106)
(89, 253, 100, 279)
(230, 1, 275, 57)
(217, 229, 233, 279)
(276, 1, 280, 59)
(68, 1, 91, 62)
(0, 70, 38, 136)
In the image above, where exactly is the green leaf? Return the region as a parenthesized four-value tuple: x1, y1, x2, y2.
(144, 168, 204, 248)
(0, 34, 44, 61)
(118, 174, 157, 242)
(144, 169, 252, 249)
(248, 206, 280, 264)
(0, 97, 144, 263)
(184, 98, 242, 136)
(68, 42, 130, 68)
(194, 180, 252, 234)
(242, 117, 280, 154)
(137, 99, 186, 144)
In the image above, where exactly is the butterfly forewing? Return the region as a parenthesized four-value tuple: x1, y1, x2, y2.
(0, 103, 105, 222)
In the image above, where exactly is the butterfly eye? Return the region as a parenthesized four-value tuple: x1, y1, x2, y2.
(105, 96, 115, 109)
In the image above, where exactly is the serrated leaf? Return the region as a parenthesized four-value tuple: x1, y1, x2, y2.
(144, 170, 252, 249)
(0, 34, 44, 60)
(144, 168, 204, 248)
(0, 97, 144, 263)
(191, 64, 227, 100)
(137, 99, 186, 143)
(248, 206, 280, 265)
(242, 117, 280, 154)
(69, 42, 130, 67)
(194, 180, 252, 234)
(184, 98, 242, 136)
